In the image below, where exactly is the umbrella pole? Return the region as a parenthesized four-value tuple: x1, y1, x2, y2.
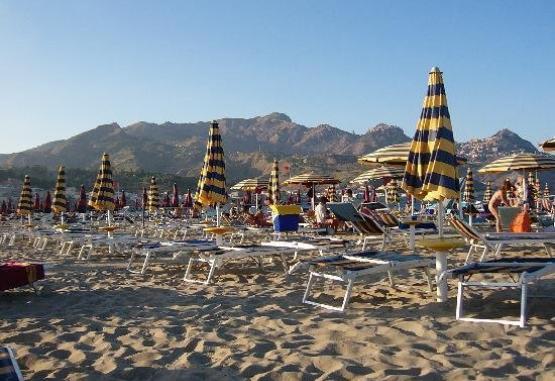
(438, 201, 444, 238)
(311, 184, 315, 210)
(107, 209, 112, 227)
(61, 212, 65, 226)
(216, 204, 220, 226)
(255, 193, 259, 210)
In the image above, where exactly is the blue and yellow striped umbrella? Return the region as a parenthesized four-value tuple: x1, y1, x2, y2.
(268, 159, 280, 204)
(16, 175, 33, 216)
(147, 176, 159, 212)
(52, 165, 67, 214)
(195, 121, 228, 207)
(402, 67, 460, 201)
(88, 153, 115, 211)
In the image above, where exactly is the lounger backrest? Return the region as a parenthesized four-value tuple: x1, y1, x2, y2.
(328, 203, 384, 235)
(448, 215, 482, 242)
(373, 210, 400, 228)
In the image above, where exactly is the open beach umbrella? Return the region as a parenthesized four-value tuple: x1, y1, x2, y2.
(147, 177, 159, 212)
(194, 121, 228, 218)
(483, 181, 493, 203)
(16, 175, 33, 216)
(44, 191, 52, 213)
(268, 159, 280, 205)
(88, 153, 115, 212)
(171, 184, 179, 208)
(359, 142, 467, 167)
(402, 67, 460, 236)
(230, 178, 269, 191)
(120, 191, 126, 208)
(351, 166, 405, 184)
(283, 172, 340, 208)
(463, 168, 474, 202)
(479, 153, 555, 173)
(77, 185, 87, 213)
(52, 165, 67, 214)
(540, 138, 555, 152)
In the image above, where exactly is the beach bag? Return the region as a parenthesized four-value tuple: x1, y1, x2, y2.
(510, 210, 532, 233)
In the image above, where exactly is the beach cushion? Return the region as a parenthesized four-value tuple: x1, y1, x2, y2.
(0, 262, 45, 292)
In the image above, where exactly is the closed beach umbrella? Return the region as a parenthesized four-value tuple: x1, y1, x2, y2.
(147, 177, 159, 212)
(463, 168, 475, 202)
(52, 165, 67, 214)
(402, 67, 460, 236)
(7, 198, 14, 213)
(386, 179, 400, 204)
(16, 175, 33, 216)
(483, 181, 493, 203)
(77, 185, 87, 213)
(351, 166, 405, 184)
(163, 193, 170, 208)
(142, 187, 148, 209)
(195, 121, 228, 209)
(171, 183, 179, 207)
(268, 159, 280, 205)
(183, 188, 193, 208)
(44, 191, 52, 213)
(89, 153, 115, 212)
(1, 200, 6, 215)
(120, 191, 127, 208)
(544, 183, 550, 198)
(33, 193, 41, 211)
(363, 185, 370, 203)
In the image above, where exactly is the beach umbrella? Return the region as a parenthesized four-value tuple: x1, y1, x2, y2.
(242, 190, 252, 205)
(296, 189, 302, 204)
(1, 200, 6, 215)
(52, 165, 67, 214)
(402, 67, 460, 237)
(88, 153, 115, 212)
(283, 172, 340, 209)
(44, 191, 52, 213)
(363, 185, 370, 203)
(230, 178, 269, 191)
(120, 191, 127, 208)
(163, 193, 170, 208)
(544, 183, 550, 198)
(142, 187, 148, 209)
(479, 153, 555, 173)
(77, 185, 87, 213)
(463, 168, 475, 202)
(147, 177, 159, 212)
(16, 175, 33, 216)
(7, 198, 13, 213)
(386, 179, 400, 205)
(351, 166, 405, 184)
(359, 142, 467, 167)
(540, 138, 555, 152)
(268, 159, 280, 205)
(115, 196, 121, 210)
(483, 181, 493, 203)
(194, 121, 228, 222)
(183, 188, 193, 208)
(171, 183, 179, 208)
(33, 193, 41, 211)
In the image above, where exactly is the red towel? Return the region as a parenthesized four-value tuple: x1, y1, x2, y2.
(0, 261, 45, 291)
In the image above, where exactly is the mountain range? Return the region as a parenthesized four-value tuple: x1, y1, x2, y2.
(0, 112, 542, 184)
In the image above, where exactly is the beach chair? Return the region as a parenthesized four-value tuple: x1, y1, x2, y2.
(0, 347, 24, 381)
(327, 203, 388, 249)
(296, 250, 433, 311)
(183, 244, 298, 284)
(448, 215, 555, 263)
(441, 258, 555, 327)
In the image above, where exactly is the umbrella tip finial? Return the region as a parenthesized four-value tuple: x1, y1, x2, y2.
(430, 66, 441, 73)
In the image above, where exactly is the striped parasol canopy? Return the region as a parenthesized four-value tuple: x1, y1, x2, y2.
(483, 181, 493, 203)
(479, 153, 555, 173)
(463, 168, 475, 202)
(402, 67, 460, 201)
(268, 159, 280, 204)
(540, 138, 555, 152)
(386, 179, 400, 204)
(351, 166, 405, 184)
(544, 183, 550, 198)
(16, 175, 33, 216)
(359, 142, 467, 167)
(283, 173, 340, 186)
(88, 153, 115, 211)
(147, 177, 159, 212)
(230, 177, 269, 191)
(52, 165, 67, 214)
(195, 121, 228, 207)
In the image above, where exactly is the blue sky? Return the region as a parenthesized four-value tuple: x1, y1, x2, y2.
(0, 0, 554, 153)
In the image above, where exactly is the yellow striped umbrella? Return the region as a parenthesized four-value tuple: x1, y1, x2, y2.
(478, 153, 555, 173)
(88, 153, 115, 211)
(195, 121, 228, 207)
(402, 67, 460, 201)
(386, 179, 400, 204)
(350, 166, 405, 184)
(51, 165, 67, 214)
(16, 175, 33, 216)
(544, 183, 550, 198)
(230, 177, 269, 191)
(483, 181, 493, 203)
(359, 142, 467, 167)
(268, 159, 280, 204)
(283, 173, 340, 186)
(147, 176, 159, 212)
(463, 168, 474, 202)
(541, 138, 555, 152)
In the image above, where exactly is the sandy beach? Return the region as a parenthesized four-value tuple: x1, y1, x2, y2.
(1, 241, 554, 381)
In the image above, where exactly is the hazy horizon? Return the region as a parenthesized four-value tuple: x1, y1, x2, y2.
(1, 0, 554, 153)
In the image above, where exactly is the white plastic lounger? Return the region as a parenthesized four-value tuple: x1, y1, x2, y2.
(183, 244, 297, 285)
(0, 347, 24, 381)
(441, 258, 555, 327)
(127, 239, 217, 274)
(449, 215, 555, 263)
(296, 251, 433, 312)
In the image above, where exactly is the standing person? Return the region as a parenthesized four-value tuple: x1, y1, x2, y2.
(488, 180, 512, 232)
(315, 196, 328, 226)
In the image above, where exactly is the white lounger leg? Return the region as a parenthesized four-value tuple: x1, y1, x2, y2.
(183, 257, 217, 285)
(464, 246, 475, 264)
(520, 282, 528, 328)
(302, 272, 353, 312)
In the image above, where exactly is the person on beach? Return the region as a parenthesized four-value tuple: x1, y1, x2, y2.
(488, 179, 516, 232)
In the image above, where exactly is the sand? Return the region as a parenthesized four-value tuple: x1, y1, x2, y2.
(1, 242, 554, 380)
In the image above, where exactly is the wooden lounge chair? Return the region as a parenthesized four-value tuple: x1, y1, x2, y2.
(448, 215, 555, 263)
(440, 258, 555, 327)
(295, 251, 433, 311)
(0, 347, 24, 381)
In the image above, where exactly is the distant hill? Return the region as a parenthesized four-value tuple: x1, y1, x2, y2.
(457, 129, 538, 162)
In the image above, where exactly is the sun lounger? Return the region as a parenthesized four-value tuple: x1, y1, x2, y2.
(183, 244, 298, 285)
(0, 347, 24, 381)
(448, 215, 555, 263)
(127, 239, 218, 274)
(295, 251, 433, 311)
(0, 261, 45, 293)
(327, 203, 387, 249)
(441, 258, 555, 327)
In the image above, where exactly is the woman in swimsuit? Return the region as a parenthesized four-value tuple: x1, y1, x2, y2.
(488, 179, 512, 232)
